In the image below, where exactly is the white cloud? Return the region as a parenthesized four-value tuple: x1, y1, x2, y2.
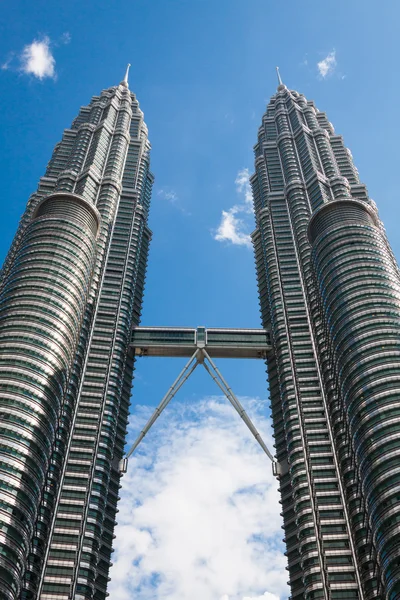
(317, 50, 337, 78)
(20, 36, 56, 79)
(235, 168, 253, 210)
(109, 396, 287, 600)
(243, 594, 280, 600)
(214, 208, 252, 247)
(220, 594, 280, 600)
(213, 168, 254, 248)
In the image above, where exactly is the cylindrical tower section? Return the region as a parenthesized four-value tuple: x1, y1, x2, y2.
(308, 199, 400, 598)
(0, 193, 99, 599)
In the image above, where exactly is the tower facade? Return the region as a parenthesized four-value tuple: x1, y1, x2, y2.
(0, 72, 153, 600)
(251, 80, 400, 600)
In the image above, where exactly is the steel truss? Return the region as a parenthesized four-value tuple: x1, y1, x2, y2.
(122, 348, 276, 472)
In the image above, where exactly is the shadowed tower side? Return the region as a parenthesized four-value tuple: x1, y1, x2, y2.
(251, 73, 400, 599)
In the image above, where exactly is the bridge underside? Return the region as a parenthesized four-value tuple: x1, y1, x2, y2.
(130, 326, 272, 359)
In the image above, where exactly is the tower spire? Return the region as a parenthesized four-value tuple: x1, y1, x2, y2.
(120, 63, 131, 88)
(276, 66, 283, 86)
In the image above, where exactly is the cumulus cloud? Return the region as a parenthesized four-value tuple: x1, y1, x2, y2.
(317, 50, 337, 78)
(213, 168, 254, 248)
(109, 396, 287, 600)
(20, 36, 56, 79)
(1, 36, 61, 79)
(214, 208, 252, 247)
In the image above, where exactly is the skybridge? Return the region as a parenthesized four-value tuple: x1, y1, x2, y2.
(122, 326, 281, 476)
(130, 326, 272, 359)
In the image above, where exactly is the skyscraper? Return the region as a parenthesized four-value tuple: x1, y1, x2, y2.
(251, 74, 400, 599)
(2, 66, 400, 600)
(0, 68, 153, 600)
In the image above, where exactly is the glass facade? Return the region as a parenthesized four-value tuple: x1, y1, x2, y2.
(0, 76, 153, 599)
(251, 82, 400, 599)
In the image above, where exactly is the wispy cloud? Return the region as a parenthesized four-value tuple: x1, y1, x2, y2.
(235, 168, 253, 209)
(317, 50, 337, 78)
(224, 112, 235, 125)
(158, 188, 179, 204)
(109, 396, 287, 600)
(60, 32, 71, 45)
(1, 54, 14, 71)
(213, 168, 254, 248)
(300, 53, 308, 67)
(157, 188, 191, 215)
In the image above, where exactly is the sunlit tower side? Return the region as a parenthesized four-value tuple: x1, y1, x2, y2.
(0, 67, 154, 600)
(33, 69, 154, 600)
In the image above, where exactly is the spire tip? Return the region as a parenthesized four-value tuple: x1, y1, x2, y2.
(121, 63, 131, 88)
(276, 66, 283, 86)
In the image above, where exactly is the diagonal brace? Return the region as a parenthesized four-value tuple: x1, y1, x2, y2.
(123, 349, 275, 468)
(125, 350, 200, 459)
(201, 349, 275, 462)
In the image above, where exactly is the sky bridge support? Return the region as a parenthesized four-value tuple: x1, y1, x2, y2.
(122, 326, 276, 473)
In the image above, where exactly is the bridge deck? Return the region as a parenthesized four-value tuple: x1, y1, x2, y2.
(130, 326, 271, 359)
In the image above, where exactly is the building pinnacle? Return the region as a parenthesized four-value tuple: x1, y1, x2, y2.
(276, 66, 283, 86)
(120, 63, 131, 88)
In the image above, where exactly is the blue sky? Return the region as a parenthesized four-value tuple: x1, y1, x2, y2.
(1, 1, 400, 598)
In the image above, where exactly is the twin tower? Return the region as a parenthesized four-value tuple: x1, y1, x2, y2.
(0, 70, 399, 600)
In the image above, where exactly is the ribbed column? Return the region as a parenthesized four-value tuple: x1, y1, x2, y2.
(0, 193, 99, 599)
(303, 105, 351, 201)
(309, 199, 400, 598)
